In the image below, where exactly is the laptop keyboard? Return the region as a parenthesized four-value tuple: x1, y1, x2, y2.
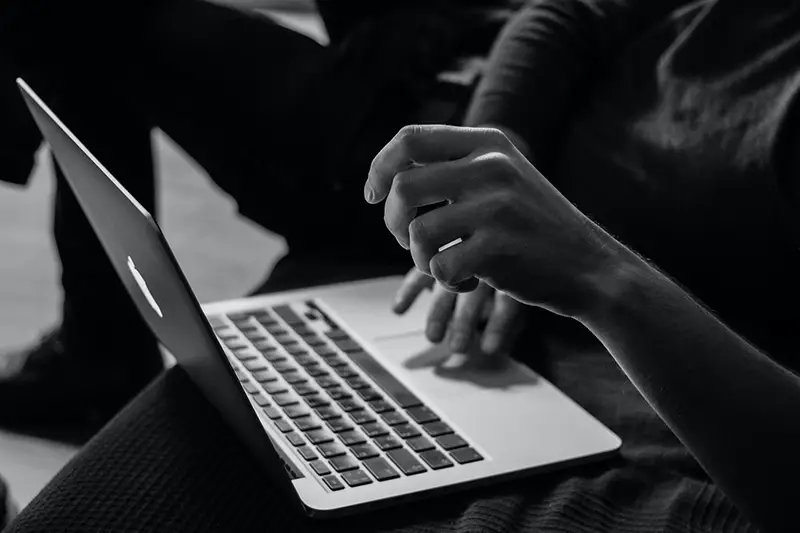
(209, 301, 483, 491)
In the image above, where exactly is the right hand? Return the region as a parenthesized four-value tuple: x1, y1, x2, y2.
(393, 267, 525, 356)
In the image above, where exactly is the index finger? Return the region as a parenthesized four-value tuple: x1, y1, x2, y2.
(364, 125, 507, 204)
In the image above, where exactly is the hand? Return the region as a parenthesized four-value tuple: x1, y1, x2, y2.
(393, 268, 524, 355)
(365, 125, 621, 318)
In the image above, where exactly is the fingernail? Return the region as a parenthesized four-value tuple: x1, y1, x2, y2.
(482, 334, 501, 355)
(364, 183, 375, 203)
(450, 333, 467, 352)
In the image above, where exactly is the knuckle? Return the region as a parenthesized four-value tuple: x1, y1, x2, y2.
(485, 127, 513, 150)
(397, 124, 423, 150)
(407, 216, 427, 244)
(392, 171, 414, 200)
(476, 152, 515, 184)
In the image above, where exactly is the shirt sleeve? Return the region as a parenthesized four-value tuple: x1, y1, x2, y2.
(465, 0, 690, 171)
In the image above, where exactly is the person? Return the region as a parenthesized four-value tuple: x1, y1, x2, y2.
(0, 0, 518, 441)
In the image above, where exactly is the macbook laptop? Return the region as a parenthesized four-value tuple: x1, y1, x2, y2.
(18, 78, 621, 518)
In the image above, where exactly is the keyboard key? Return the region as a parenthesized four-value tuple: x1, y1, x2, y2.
(317, 442, 347, 458)
(407, 436, 435, 453)
(393, 424, 421, 440)
(263, 406, 282, 420)
(235, 371, 249, 383)
(322, 353, 347, 366)
(286, 432, 305, 447)
(284, 404, 310, 419)
(284, 373, 308, 385)
(297, 445, 318, 461)
(341, 469, 373, 487)
(361, 422, 389, 438)
(311, 460, 331, 476)
(307, 367, 330, 379)
(256, 316, 279, 328)
(333, 339, 362, 353)
(325, 329, 350, 341)
(328, 389, 352, 401)
(295, 355, 318, 367)
(243, 360, 268, 372)
(252, 393, 271, 407)
(436, 434, 468, 451)
(315, 376, 338, 388)
(307, 429, 334, 445)
(344, 376, 369, 389)
(274, 334, 296, 346)
(450, 447, 483, 465)
(422, 421, 453, 437)
(368, 400, 394, 414)
(356, 388, 382, 402)
(323, 475, 346, 491)
(406, 406, 439, 424)
(327, 418, 354, 433)
(420, 450, 454, 470)
(273, 305, 305, 326)
(292, 383, 318, 396)
(374, 435, 403, 451)
(313, 345, 336, 357)
(243, 331, 266, 342)
(233, 350, 258, 361)
(305, 396, 330, 409)
(272, 361, 298, 374)
(238, 325, 259, 336)
(330, 454, 360, 473)
(345, 350, 423, 408)
(292, 325, 314, 336)
(273, 393, 299, 407)
(351, 443, 380, 460)
(350, 411, 376, 425)
(304, 335, 326, 347)
(263, 351, 287, 364)
(315, 406, 340, 420)
(363, 457, 400, 481)
(243, 382, 259, 395)
(226, 342, 249, 352)
(264, 324, 287, 335)
(263, 382, 288, 395)
(381, 412, 408, 426)
(333, 365, 358, 379)
(295, 416, 322, 432)
(338, 430, 367, 447)
(338, 399, 362, 412)
(286, 345, 308, 356)
(386, 449, 427, 476)
(275, 419, 293, 433)
(252, 370, 277, 383)
(251, 310, 273, 322)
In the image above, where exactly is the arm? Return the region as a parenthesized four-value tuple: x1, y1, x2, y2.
(466, 0, 689, 170)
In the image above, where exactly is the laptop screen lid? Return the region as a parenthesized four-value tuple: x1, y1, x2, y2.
(16, 78, 295, 495)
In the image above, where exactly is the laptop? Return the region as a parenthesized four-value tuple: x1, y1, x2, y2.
(18, 78, 621, 518)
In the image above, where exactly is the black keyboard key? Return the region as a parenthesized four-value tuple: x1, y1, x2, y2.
(333, 339, 362, 353)
(284, 405, 310, 419)
(264, 324, 286, 336)
(263, 382, 288, 395)
(436, 434, 468, 451)
(341, 469, 373, 487)
(317, 442, 347, 458)
(327, 418, 354, 433)
(275, 419, 293, 433)
(333, 365, 358, 378)
(251, 310, 273, 322)
(363, 457, 400, 481)
(293, 383, 318, 396)
(238, 325, 259, 336)
(325, 329, 350, 341)
(313, 345, 336, 357)
(292, 325, 314, 336)
(356, 388, 382, 402)
(407, 436, 435, 453)
(328, 389, 352, 401)
(272, 361, 298, 374)
(297, 446, 319, 461)
(422, 421, 453, 437)
(243, 382, 259, 395)
(368, 400, 394, 414)
(344, 376, 369, 389)
(351, 443, 380, 460)
(346, 350, 423, 408)
(305, 396, 331, 409)
(349, 411, 376, 425)
(450, 447, 483, 465)
(273, 393, 299, 407)
(420, 450, 454, 470)
(315, 376, 338, 388)
(307, 368, 330, 379)
(338, 429, 367, 447)
(286, 345, 308, 356)
(295, 355, 318, 367)
(374, 435, 403, 451)
(330, 454, 360, 473)
(315, 406, 340, 420)
(381, 412, 408, 426)
(243, 360, 268, 372)
(307, 429, 334, 445)
(263, 406, 282, 420)
(273, 305, 305, 325)
(295, 416, 322, 432)
(286, 432, 305, 447)
(252, 369, 277, 383)
(322, 353, 347, 366)
(311, 460, 331, 476)
(393, 424, 421, 440)
(406, 406, 439, 424)
(338, 399, 362, 412)
(233, 350, 258, 361)
(284, 373, 308, 385)
(243, 331, 266, 342)
(361, 422, 389, 438)
(252, 393, 271, 407)
(386, 449, 427, 476)
(304, 335, 326, 346)
(323, 475, 345, 491)
(263, 351, 287, 364)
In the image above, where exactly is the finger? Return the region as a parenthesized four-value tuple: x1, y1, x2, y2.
(426, 283, 457, 343)
(481, 293, 522, 355)
(365, 125, 509, 204)
(393, 268, 433, 315)
(408, 202, 477, 275)
(448, 283, 493, 353)
(429, 231, 488, 293)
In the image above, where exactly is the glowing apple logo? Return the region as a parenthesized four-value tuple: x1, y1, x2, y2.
(127, 256, 163, 318)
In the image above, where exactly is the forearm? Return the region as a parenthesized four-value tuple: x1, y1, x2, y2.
(579, 245, 800, 532)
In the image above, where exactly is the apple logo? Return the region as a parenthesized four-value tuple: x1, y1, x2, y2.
(128, 255, 163, 318)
